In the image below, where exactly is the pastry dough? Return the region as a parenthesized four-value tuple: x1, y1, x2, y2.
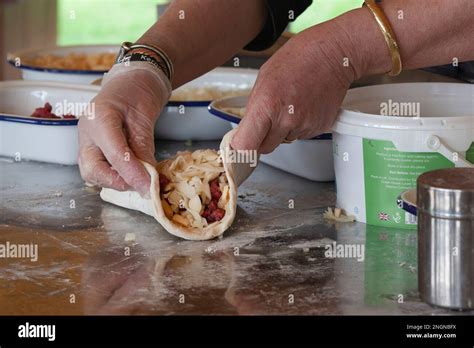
(100, 129, 256, 240)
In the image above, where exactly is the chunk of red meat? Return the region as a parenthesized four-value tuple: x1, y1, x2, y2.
(202, 207, 211, 221)
(209, 207, 225, 222)
(31, 102, 59, 118)
(44, 102, 52, 112)
(210, 178, 222, 201)
(159, 173, 170, 192)
(204, 200, 217, 212)
(31, 103, 77, 119)
(202, 199, 225, 223)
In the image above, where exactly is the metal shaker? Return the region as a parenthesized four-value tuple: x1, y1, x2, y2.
(418, 168, 473, 310)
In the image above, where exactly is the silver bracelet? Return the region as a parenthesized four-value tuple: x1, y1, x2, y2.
(116, 41, 174, 81)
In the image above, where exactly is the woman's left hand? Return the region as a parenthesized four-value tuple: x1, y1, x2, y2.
(231, 20, 361, 154)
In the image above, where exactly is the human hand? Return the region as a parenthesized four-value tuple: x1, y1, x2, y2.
(232, 20, 361, 154)
(78, 62, 171, 196)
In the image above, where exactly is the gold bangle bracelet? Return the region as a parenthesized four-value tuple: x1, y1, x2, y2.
(364, 0, 402, 76)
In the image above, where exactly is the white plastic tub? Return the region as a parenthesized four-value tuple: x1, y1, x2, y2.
(209, 96, 335, 181)
(333, 83, 474, 229)
(0, 81, 99, 165)
(7, 45, 117, 85)
(156, 67, 258, 140)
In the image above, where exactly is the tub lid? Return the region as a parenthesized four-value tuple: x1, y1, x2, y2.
(417, 168, 474, 218)
(336, 83, 474, 131)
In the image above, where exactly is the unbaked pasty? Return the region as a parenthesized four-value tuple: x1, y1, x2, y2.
(100, 129, 256, 240)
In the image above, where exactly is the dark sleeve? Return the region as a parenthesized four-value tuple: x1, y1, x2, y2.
(244, 0, 313, 51)
(423, 62, 474, 84)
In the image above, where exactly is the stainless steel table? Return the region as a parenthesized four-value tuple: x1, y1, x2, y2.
(0, 140, 469, 315)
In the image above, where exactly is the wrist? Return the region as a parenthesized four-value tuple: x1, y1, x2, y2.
(332, 7, 393, 79)
(117, 41, 174, 82)
(124, 51, 170, 79)
(103, 61, 172, 104)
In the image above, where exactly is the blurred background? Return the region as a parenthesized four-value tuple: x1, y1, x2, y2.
(0, 0, 363, 80)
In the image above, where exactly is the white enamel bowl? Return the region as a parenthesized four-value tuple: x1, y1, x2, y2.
(156, 67, 258, 140)
(0, 81, 100, 165)
(7, 45, 117, 85)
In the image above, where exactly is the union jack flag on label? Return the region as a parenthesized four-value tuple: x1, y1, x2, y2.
(378, 212, 390, 221)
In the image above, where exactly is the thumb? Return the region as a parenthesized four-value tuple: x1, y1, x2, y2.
(230, 95, 272, 152)
(128, 132, 157, 167)
(124, 115, 158, 167)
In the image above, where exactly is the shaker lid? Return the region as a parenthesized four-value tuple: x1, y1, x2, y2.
(417, 168, 474, 218)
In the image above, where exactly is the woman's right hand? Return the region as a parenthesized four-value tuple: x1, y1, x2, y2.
(78, 63, 171, 196)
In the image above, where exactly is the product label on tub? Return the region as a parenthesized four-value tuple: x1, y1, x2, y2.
(467, 142, 474, 163)
(362, 139, 455, 229)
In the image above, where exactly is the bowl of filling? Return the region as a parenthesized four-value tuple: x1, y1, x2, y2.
(209, 95, 335, 181)
(7, 45, 117, 84)
(157, 67, 258, 140)
(0, 80, 99, 165)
